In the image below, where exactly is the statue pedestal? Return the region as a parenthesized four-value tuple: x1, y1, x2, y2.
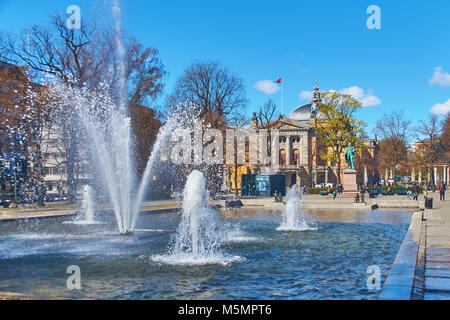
(343, 170, 358, 194)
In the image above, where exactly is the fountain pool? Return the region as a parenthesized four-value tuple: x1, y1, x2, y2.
(0, 208, 411, 300)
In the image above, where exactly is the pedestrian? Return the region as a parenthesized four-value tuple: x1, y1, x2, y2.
(439, 185, 445, 202)
(333, 189, 337, 200)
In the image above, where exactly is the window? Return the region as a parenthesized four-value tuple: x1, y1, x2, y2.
(280, 149, 286, 166)
(292, 149, 300, 165)
(279, 137, 287, 143)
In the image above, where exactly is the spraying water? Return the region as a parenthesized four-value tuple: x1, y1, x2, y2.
(82, 185, 96, 224)
(74, 1, 174, 234)
(152, 170, 243, 265)
(277, 186, 317, 232)
(64, 184, 99, 225)
(131, 118, 177, 230)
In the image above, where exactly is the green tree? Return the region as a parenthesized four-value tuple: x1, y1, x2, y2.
(312, 91, 367, 184)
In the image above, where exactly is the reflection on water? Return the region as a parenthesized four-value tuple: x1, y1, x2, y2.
(0, 209, 411, 300)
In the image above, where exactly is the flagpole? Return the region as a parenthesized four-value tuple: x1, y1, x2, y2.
(282, 80, 284, 116)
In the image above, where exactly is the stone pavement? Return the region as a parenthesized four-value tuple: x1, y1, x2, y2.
(0, 208, 78, 221)
(421, 191, 450, 300)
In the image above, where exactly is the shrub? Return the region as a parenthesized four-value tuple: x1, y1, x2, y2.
(307, 188, 337, 195)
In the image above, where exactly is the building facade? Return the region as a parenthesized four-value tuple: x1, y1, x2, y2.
(410, 141, 449, 187)
(226, 82, 379, 192)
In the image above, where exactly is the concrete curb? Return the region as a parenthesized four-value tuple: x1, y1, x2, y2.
(379, 212, 422, 300)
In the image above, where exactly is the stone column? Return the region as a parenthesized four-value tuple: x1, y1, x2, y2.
(434, 167, 438, 185)
(418, 170, 422, 183)
(286, 135, 291, 166)
(325, 167, 329, 185)
(411, 168, 416, 182)
(446, 166, 449, 185)
(445, 166, 450, 186)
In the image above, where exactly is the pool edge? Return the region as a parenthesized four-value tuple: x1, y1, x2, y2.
(379, 211, 423, 300)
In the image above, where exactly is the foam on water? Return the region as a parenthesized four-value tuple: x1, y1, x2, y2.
(225, 224, 260, 243)
(152, 253, 245, 266)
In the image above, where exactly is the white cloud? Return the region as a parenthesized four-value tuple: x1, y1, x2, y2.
(340, 86, 381, 107)
(298, 85, 381, 107)
(430, 99, 450, 115)
(429, 66, 450, 87)
(254, 80, 280, 95)
(299, 90, 313, 100)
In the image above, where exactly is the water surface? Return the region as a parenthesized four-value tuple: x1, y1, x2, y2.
(0, 208, 411, 300)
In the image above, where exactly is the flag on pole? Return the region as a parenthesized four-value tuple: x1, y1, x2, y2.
(274, 78, 284, 115)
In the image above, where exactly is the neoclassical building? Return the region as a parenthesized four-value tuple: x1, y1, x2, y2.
(410, 142, 449, 187)
(226, 82, 379, 191)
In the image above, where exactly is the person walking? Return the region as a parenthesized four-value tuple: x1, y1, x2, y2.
(407, 189, 412, 200)
(413, 183, 419, 201)
(439, 185, 446, 202)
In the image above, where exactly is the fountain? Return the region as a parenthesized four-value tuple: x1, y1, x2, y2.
(152, 170, 243, 265)
(277, 186, 317, 232)
(81, 185, 96, 224)
(53, 1, 177, 235)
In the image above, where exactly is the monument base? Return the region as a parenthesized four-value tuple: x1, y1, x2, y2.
(343, 170, 358, 194)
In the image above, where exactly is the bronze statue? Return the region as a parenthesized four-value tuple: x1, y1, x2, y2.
(344, 144, 355, 170)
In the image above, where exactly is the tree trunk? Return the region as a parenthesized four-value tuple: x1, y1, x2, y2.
(337, 159, 342, 185)
(234, 163, 239, 196)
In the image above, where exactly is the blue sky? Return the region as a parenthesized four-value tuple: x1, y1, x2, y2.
(1, 0, 449, 134)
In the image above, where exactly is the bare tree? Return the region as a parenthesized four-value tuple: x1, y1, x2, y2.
(129, 102, 161, 177)
(375, 110, 411, 183)
(168, 61, 247, 120)
(7, 13, 166, 202)
(441, 114, 450, 162)
(0, 32, 9, 62)
(413, 114, 445, 190)
(257, 99, 277, 128)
